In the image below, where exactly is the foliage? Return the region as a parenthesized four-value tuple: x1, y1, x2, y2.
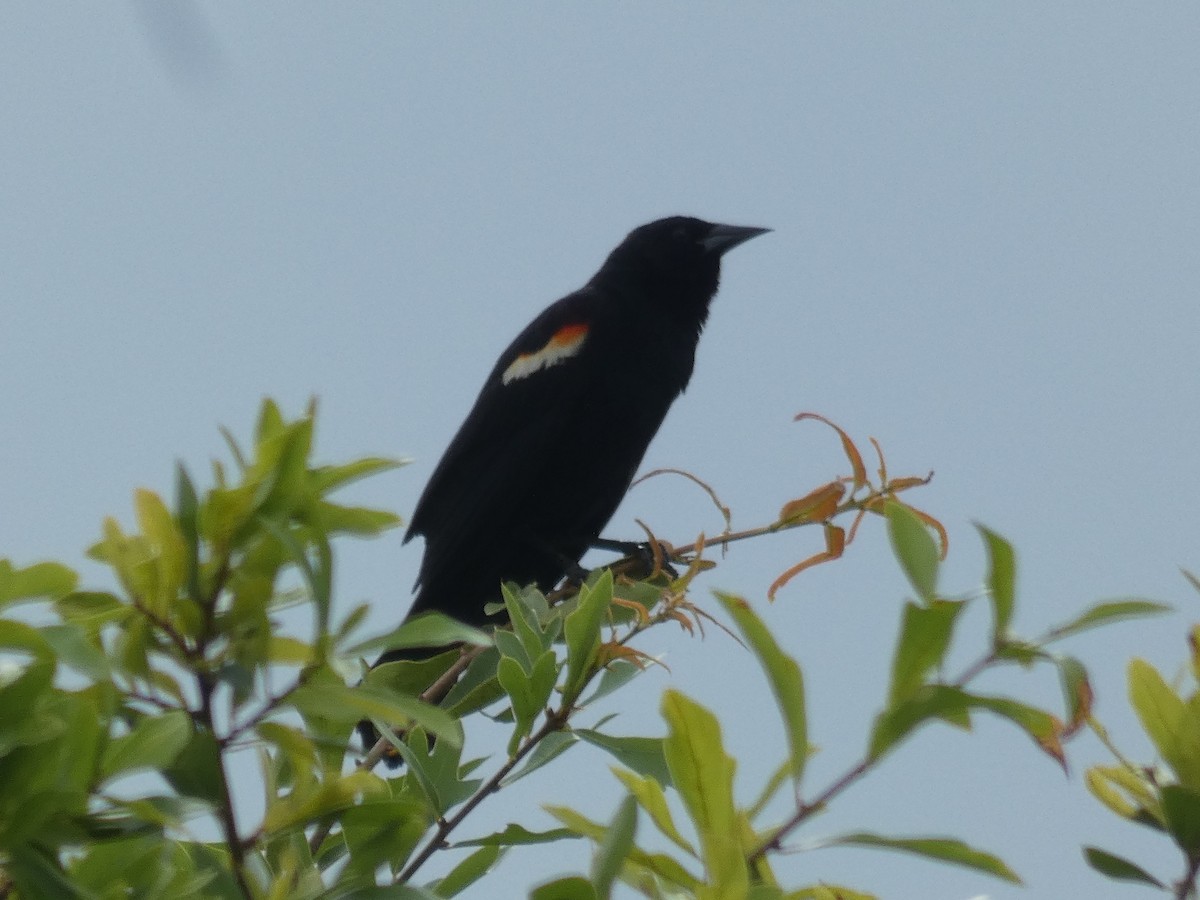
(1083, 583, 1200, 898)
(0, 399, 1182, 899)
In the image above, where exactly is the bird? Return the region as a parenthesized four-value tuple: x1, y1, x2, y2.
(360, 216, 768, 755)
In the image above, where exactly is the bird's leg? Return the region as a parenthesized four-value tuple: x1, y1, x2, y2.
(591, 536, 679, 580)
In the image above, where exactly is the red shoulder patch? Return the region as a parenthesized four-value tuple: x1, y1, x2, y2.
(502, 323, 590, 385)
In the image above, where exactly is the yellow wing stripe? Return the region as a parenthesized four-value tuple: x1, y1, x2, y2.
(502, 323, 589, 385)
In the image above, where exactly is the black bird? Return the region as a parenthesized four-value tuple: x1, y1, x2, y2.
(361, 217, 767, 753)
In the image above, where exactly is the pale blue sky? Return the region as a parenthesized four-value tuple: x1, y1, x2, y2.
(3, 5, 1199, 898)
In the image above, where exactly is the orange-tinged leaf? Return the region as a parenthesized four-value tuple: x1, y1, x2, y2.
(886, 475, 933, 493)
(611, 595, 652, 626)
(870, 435, 888, 484)
(825, 523, 846, 557)
(904, 504, 949, 560)
(596, 642, 653, 670)
(795, 412, 867, 492)
(777, 481, 846, 526)
(768, 547, 842, 601)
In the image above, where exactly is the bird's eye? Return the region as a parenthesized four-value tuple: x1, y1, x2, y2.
(671, 225, 688, 242)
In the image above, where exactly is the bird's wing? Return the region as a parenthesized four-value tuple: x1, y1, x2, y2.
(405, 287, 606, 555)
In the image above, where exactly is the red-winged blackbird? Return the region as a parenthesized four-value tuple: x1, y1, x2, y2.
(361, 217, 767, 752)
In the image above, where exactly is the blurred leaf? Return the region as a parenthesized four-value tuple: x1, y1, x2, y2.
(1082, 846, 1165, 887)
(316, 501, 403, 537)
(267, 635, 315, 666)
(612, 768, 696, 856)
(1128, 658, 1200, 789)
(160, 729, 224, 806)
(1161, 784, 1200, 862)
(1056, 655, 1093, 733)
(576, 730, 671, 786)
(4, 845, 88, 900)
(456, 823, 580, 848)
(886, 502, 939, 602)
(976, 524, 1015, 640)
(346, 612, 491, 658)
(792, 887, 876, 900)
(294, 680, 463, 748)
(661, 690, 746, 893)
(101, 710, 191, 779)
(134, 487, 187, 614)
(0, 559, 78, 608)
(339, 794, 430, 882)
(311, 456, 406, 493)
(887, 600, 962, 705)
(717, 593, 807, 783)
(545, 805, 700, 891)
(823, 832, 1020, 883)
(435, 844, 506, 897)
(39, 624, 111, 682)
(530, 877, 597, 900)
(1085, 764, 1163, 827)
(1048, 600, 1171, 641)
(55, 591, 129, 629)
(174, 462, 202, 605)
(592, 794, 638, 897)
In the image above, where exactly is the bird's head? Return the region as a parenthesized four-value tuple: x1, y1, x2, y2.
(593, 216, 770, 320)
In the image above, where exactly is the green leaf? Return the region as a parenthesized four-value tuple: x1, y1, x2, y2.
(1056, 654, 1093, 730)
(311, 456, 407, 493)
(886, 502, 939, 602)
(870, 685, 972, 759)
(0, 559, 78, 608)
(531, 877, 597, 900)
(544, 805, 700, 891)
(576, 730, 671, 786)
(976, 524, 1015, 640)
(717, 592, 807, 783)
(1161, 784, 1200, 862)
(455, 823, 580, 848)
(345, 612, 491, 658)
(101, 710, 192, 779)
(134, 488, 187, 613)
(579, 659, 644, 706)
(504, 582, 549, 663)
(563, 571, 613, 701)
(159, 724, 223, 805)
(612, 768, 696, 856)
(887, 600, 962, 705)
(503, 731, 579, 786)
(824, 832, 1021, 884)
(435, 844, 505, 897)
(1049, 599, 1171, 641)
(39, 624, 111, 682)
(316, 501, 403, 537)
(498, 656, 539, 754)
(1082, 846, 1165, 886)
(592, 794, 638, 897)
(1128, 658, 1200, 789)
(1085, 764, 1163, 826)
(661, 690, 746, 893)
(293, 680, 463, 748)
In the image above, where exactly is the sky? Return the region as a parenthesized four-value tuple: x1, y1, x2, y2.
(3, 4, 1199, 898)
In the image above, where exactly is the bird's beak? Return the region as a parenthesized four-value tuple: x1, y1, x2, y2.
(701, 223, 772, 256)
